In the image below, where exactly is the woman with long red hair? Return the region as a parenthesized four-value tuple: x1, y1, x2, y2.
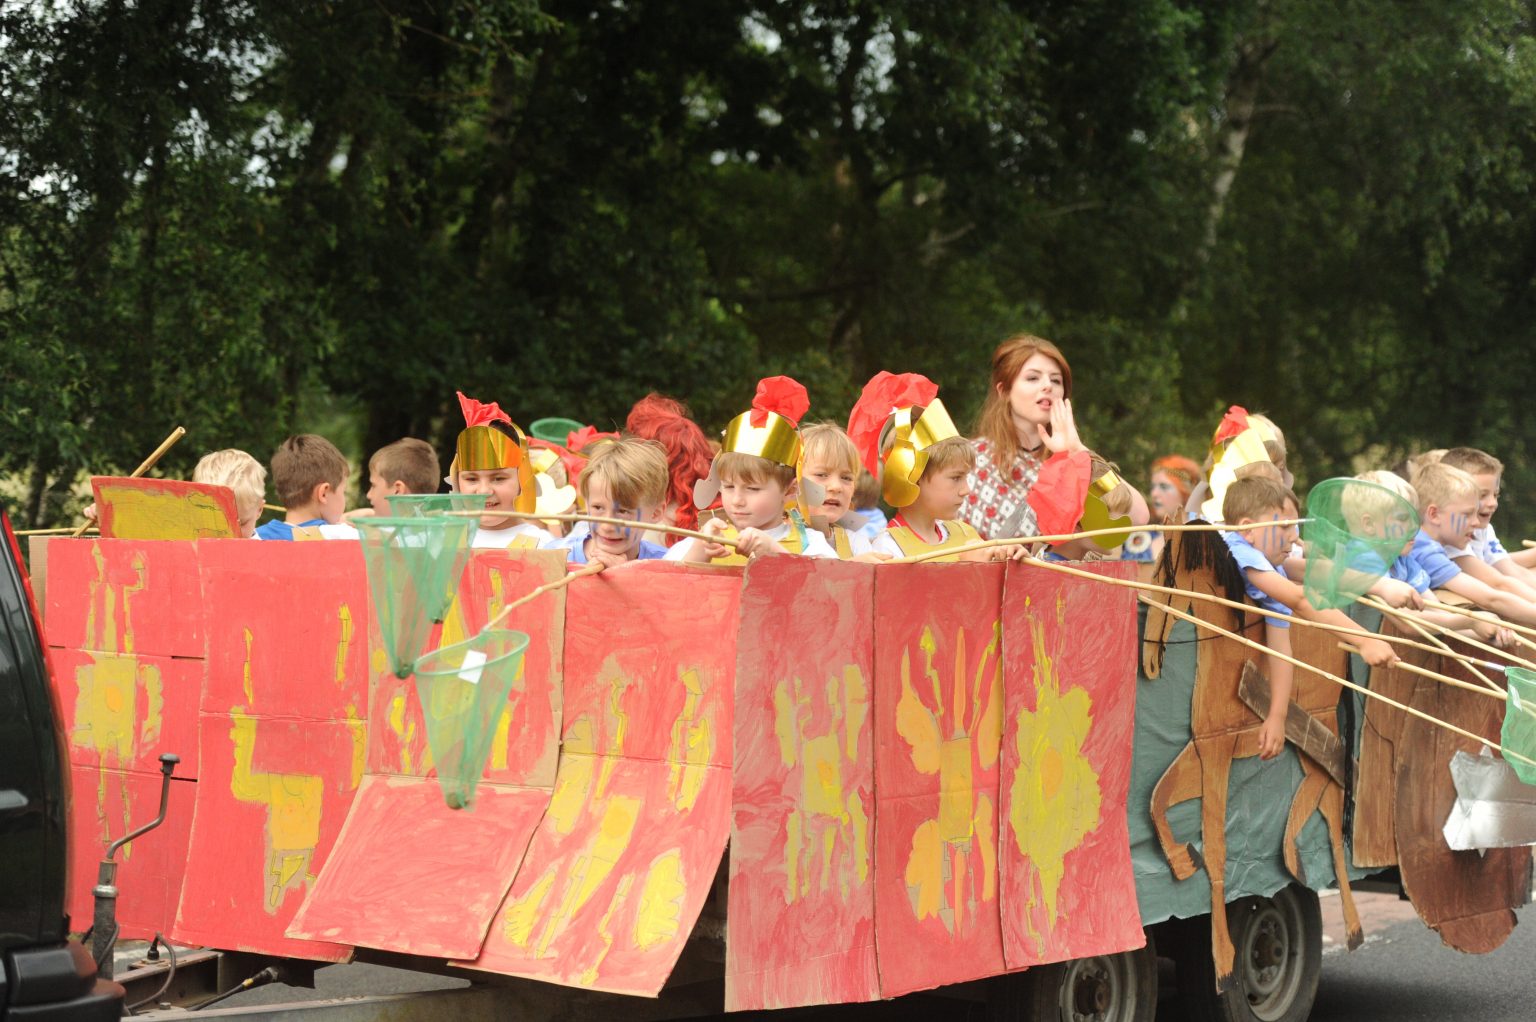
(959, 334, 1147, 540)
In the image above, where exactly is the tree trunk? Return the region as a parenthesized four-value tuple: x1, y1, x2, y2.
(1198, 37, 1278, 265)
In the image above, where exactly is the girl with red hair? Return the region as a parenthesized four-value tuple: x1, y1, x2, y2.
(625, 393, 715, 544)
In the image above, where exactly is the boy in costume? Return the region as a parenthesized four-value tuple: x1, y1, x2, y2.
(255, 434, 352, 541)
(453, 391, 550, 549)
(847, 372, 988, 562)
(666, 376, 837, 563)
(545, 437, 670, 566)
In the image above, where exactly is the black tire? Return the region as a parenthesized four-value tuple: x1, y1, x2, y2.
(1171, 885, 1322, 1022)
(987, 941, 1157, 1022)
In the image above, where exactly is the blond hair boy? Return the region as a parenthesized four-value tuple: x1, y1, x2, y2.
(1403, 462, 1536, 629)
(192, 449, 267, 538)
(1435, 447, 1536, 596)
(800, 422, 883, 559)
(544, 438, 671, 566)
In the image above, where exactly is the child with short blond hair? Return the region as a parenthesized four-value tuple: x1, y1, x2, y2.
(191, 449, 267, 539)
(1405, 462, 1536, 628)
(545, 438, 670, 566)
(1437, 447, 1536, 595)
(256, 435, 351, 541)
(799, 422, 883, 559)
(364, 438, 440, 515)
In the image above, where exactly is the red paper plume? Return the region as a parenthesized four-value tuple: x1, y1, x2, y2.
(750, 376, 810, 428)
(846, 372, 941, 477)
(1027, 450, 1093, 538)
(457, 390, 512, 428)
(566, 425, 620, 453)
(529, 438, 587, 482)
(1211, 405, 1250, 446)
(625, 392, 716, 541)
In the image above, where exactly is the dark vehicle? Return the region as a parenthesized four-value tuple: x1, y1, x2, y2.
(0, 515, 123, 1020)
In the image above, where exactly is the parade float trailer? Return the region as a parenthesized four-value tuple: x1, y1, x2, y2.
(23, 528, 1530, 1022)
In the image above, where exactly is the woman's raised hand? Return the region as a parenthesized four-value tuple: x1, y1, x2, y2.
(1043, 397, 1084, 454)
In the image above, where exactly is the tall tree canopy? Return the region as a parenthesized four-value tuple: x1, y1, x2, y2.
(4, 0, 1535, 534)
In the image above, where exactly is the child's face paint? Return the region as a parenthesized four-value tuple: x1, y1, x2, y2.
(583, 478, 657, 560)
(1445, 499, 1478, 545)
(804, 458, 857, 523)
(1244, 505, 1297, 564)
(912, 464, 972, 522)
(1472, 472, 1501, 527)
(1005, 352, 1064, 427)
(720, 475, 789, 532)
(457, 468, 521, 528)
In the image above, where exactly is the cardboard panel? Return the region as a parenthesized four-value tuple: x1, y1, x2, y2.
(460, 564, 738, 995)
(871, 562, 1006, 998)
(172, 712, 358, 961)
(999, 562, 1143, 969)
(368, 549, 566, 788)
(198, 542, 370, 720)
(53, 649, 202, 777)
(286, 775, 550, 958)
(91, 476, 239, 540)
(725, 557, 879, 1012)
(1395, 657, 1530, 952)
(42, 539, 203, 658)
(64, 766, 196, 940)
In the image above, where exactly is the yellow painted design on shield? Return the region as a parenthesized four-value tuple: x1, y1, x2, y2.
(1008, 598, 1101, 951)
(773, 665, 870, 903)
(897, 622, 1003, 932)
(666, 668, 712, 812)
(333, 605, 354, 686)
(633, 850, 686, 950)
(228, 709, 324, 913)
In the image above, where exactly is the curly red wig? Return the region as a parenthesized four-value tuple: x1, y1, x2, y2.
(625, 393, 715, 541)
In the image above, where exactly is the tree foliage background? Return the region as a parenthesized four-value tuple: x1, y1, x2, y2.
(4, 0, 1536, 533)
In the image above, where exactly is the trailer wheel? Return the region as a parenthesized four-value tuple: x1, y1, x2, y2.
(987, 942, 1156, 1022)
(1173, 885, 1322, 1022)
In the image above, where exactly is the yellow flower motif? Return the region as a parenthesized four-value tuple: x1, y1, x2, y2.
(897, 622, 1002, 932)
(1009, 611, 1101, 951)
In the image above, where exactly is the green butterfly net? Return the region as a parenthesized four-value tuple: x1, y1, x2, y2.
(1502, 668, 1536, 785)
(355, 517, 476, 678)
(386, 492, 490, 517)
(1303, 478, 1420, 611)
(413, 629, 531, 809)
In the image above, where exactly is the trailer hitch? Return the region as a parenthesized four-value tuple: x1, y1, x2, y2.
(92, 752, 181, 980)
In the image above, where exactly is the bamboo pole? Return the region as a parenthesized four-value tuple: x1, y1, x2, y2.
(1005, 553, 1496, 669)
(16, 526, 100, 537)
(1142, 594, 1536, 769)
(439, 510, 743, 550)
(1422, 596, 1536, 645)
(1336, 642, 1504, 701)
(485, 561, 605, 632)
(893, 518, 1310, 565)
(70, 427, 188, 538)
(1360, 596, 1506, 692)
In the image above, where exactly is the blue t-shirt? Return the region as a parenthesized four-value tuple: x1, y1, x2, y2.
(254, 518, 327, 541)
(1408, 530, 1462, 589)
(543, 523, 667, 564)
(1389, 555, 1432, 593)
(1223, 532, 1292, 628)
